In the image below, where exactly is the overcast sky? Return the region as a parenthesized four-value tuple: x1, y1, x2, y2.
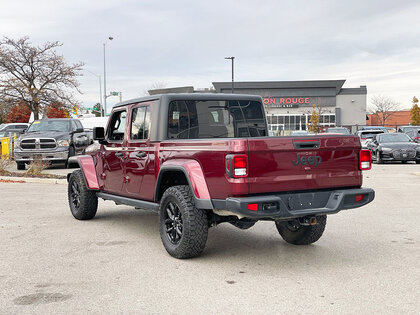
(1, 0, 419, 111)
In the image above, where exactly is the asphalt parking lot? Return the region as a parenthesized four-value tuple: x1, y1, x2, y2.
(1, 164, 419, 314)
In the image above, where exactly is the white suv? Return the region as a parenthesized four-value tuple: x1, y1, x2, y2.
(356, 130, 385, 148)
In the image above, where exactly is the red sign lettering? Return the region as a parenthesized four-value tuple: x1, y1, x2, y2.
(263, 97, 312, 107)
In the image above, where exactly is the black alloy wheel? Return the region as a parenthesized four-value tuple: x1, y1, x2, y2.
(284, 219, 301, 232)
(67, 169, 98, 220)
(70, 180, 81, 209)
(159, 185, 208, 259)
(275, 215, 327, 245)
(164, 201, 183, 245)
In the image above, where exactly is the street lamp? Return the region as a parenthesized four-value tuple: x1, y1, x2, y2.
(103, 36, 114, 116)
(225, 56, 235, 93)
(86, 70, 103, 117)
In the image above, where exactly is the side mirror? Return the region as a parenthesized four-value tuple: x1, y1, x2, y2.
(74, 127, 84, 133)
(93, 127, 105, 142)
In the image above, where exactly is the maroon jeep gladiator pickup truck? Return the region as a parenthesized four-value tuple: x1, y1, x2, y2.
(67, 93, 374, 258)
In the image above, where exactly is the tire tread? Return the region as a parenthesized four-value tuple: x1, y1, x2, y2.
(68, 169, 98, 220)
(159, 185, 208, 259)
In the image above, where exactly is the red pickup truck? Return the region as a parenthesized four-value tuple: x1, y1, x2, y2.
(67, 93, 374, 259)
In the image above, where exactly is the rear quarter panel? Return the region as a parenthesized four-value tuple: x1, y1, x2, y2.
(159, 139, 249, 199)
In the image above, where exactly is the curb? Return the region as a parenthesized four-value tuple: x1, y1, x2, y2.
(0, 176, 67, 185)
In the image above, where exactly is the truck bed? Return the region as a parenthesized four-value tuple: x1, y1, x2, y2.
(159, 135, 363, 199)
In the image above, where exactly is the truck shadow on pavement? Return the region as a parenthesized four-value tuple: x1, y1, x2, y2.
(90, 207, 371, 268)
(202, 224, 369, 268)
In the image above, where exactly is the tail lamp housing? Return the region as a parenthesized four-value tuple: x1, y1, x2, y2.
(226, 154, 248, 178)
(359, 149, 372, 170)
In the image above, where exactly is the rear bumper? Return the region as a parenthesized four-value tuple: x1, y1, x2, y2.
(212, 188, 375, 220)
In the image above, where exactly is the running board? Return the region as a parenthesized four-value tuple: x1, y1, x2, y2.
(97, 192, 159, 211)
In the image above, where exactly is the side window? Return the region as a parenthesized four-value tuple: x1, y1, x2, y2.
(75, 120, 83, 130)
(71, 120, 78, 131)
(167, 101, 198, 139)
(130, 106, 150, 140)
(107, 110, 127, 141)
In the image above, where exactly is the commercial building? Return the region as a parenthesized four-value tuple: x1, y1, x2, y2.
(149, 80, 368, 135)
(213, 80, 367, 134)
(366, 110, 411, 128)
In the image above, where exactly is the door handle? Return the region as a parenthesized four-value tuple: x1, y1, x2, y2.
(136, 151, 147, 158)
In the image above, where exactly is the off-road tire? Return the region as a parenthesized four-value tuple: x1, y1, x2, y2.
(376, 151, 383, 164)
(159, 185, 208, 259)
(68, 169, 98, 220)
(401, 160, 408, 164)
(16, 162, 25, 170)
(416, 160, 420, 164)
(275, 215, 327, 245)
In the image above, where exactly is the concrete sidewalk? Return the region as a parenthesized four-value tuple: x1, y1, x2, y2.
(5, 162, 75, 177)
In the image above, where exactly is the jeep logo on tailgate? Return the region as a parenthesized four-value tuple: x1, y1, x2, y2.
(292, 153, 322, 167)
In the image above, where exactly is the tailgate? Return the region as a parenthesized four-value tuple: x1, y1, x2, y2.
(248, 136, 362, 194)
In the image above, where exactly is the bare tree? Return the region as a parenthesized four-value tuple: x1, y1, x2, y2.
(369, 95, 400, 126)
(0, 36, 84, 120)
(0, 97, 14, 124)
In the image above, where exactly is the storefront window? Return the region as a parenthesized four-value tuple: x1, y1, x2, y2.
(266, 113, 336, 135)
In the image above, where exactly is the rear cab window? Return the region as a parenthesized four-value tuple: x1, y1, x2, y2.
(167, 100, 266, 139)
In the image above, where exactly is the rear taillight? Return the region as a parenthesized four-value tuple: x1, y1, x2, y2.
(414, 137, 420, 141)
(226, 154, 248, 178)
(359, 150, 372, 170)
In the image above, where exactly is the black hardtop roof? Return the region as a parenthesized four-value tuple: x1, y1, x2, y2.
(113, 93, 263, 109)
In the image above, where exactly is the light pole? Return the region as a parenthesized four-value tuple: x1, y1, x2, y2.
(225, 56, 235, 93)
(103, 36, 114, 116)
(86, 70, 103, 116)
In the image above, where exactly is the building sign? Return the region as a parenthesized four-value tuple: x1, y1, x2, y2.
(262, 96, 336, 108)
(263, 97, 309, 108)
